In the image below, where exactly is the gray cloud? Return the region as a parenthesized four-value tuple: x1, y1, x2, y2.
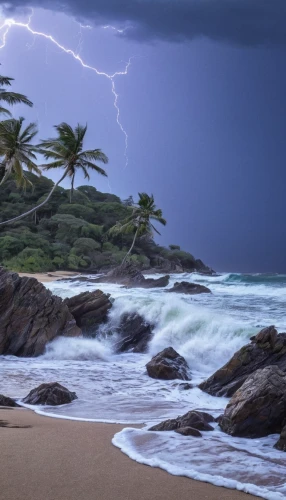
(1, 0, 286, 45)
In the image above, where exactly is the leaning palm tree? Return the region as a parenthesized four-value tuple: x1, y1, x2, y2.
(0, 75, 33, 115)
(0, 122, 109, 227)
(0, 117, 41, 187)
(110, 193, 167, 265)
(39, 123, 108, 203)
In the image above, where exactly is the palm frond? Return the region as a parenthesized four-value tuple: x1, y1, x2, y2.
(0, 91, 33, 107)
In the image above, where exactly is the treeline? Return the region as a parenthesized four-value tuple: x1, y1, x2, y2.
(0, 173, 201, 273)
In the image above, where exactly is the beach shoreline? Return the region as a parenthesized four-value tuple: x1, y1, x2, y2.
(18, 270, 79, 283)
(0, 408, 259, 500)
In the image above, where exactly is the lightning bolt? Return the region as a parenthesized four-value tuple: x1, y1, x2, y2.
(0, 11, 131, 169)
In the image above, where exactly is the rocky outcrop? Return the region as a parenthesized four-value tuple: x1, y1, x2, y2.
(22, 382, 77, 406)
(274, 425, 286, 452)
(149, 410, 215, 433)
(0, 268, 81, 357)
(146, 347, 190, 380)
(94, 262, 170, 289)
(167, 281, 211, 295)
(0, 395, 20, 407)
(175, 427, 202, 437)
(199, 326, 286, 397)
(219, 366, 286, 438)
(114, 313, 154, 353)
(64, 290, 111, 334)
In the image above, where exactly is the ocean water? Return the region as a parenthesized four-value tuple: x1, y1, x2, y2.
(1, 272, 286, 499)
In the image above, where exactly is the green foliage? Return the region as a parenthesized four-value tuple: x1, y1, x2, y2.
(0, 173, 201, 272)
(58, 203, 96, 222)
(72, 238, 101, 255)
(92, 202, 131, 227)
(67, 253, 89, 270)
(102, 241, 119, 252)
(0, 236, 24, 261)
(78, 185, 120, 203)
(5, 248, 53, 272)
(81, 223, 103, 241)
(169, 244, 180, 251)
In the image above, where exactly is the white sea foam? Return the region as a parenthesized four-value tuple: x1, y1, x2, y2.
(1, 272, 286, 499)
(43, 337, 112, 361)
(112, 427, 286, 500)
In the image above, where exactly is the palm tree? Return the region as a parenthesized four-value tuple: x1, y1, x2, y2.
(0, 117, 41, 187)
(0, 75, 33, 116)
(110, 193, 166, 265)
(0, 122, 109, 227)
(38, 123, 108, 203)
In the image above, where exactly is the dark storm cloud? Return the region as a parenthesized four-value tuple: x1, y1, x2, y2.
(1, 0, 286, 45)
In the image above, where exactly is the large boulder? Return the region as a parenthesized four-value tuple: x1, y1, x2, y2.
(219, 366, 286, 438)
(114, 313, 154, 353)
(94, 262, 170, 289)
(22, 382, 77, 406)
(199, 326, 286, 397)
(146, 347, 190, 380)
(167, 281, 211, 295)
(64, 290, 111, 334)
(0, 268, 81, 357)
(274, 425, 286, 452)
(0, 395, 20, 407)
(149, 410, 215, 432)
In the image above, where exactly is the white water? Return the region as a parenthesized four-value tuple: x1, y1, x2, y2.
(1, 272, 286, 499)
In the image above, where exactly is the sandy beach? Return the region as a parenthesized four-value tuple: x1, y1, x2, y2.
(18, 270, 79, 283)
(0, 408, 259, 500)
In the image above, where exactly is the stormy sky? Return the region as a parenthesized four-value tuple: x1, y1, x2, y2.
(0, 1, 285, 272)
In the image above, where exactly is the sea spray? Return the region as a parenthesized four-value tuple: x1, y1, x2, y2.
(1, 272, 286, 499)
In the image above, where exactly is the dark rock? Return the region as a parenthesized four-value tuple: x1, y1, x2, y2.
(149, 410, 215, 432)
(146, 347, 190, 380)
(0, 395, 20, 407)
(199, 326, 286, 397)
(175, 427, 202, 437)
(0, 268, 81, 357)
(64, 290, 111, 334)
(114, 313, 154, 353)
(179, 383, 193, 391)
(219, 366, 286, 438)
(274, 425, 286, 451)
(22, 382, 77, 406)
(94, 262, 170, 289)
(167, 281, 211, 295)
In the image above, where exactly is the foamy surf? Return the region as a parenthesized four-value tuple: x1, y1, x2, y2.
(1, 271, 286, 499)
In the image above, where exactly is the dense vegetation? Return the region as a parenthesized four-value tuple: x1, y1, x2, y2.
(0, 72, 208, 273)
(0, 173, 203, 273)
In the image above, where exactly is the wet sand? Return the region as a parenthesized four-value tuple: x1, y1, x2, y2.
(0, 408, 259, 500)
(18, 270, 79, 283)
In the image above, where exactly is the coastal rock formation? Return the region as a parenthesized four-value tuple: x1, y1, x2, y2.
(274, 425, 286, 452)
(64, 290, 112, 334)
(94, 262, 170, 289)
(114, 313, 154, 353)
(0, 395, 20, 407)
(0, 268, 81, 357)
(219, 366, 286, 438)
(149, 410, 215, 432)
(167, 281, 211, 295)
(199, 326, 286, 397)
(175, 427, 202, 437)
(146, 347, 191, 380)
(22, 382, 77, 406)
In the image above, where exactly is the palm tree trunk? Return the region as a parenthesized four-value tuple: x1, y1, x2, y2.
(0, 167, 70, 227)
(70, 174, 75, 203)
(121, 227, 139, 266)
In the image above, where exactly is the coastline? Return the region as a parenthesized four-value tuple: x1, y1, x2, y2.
(18, 270, 79, 283)
(0, 408, 259, 500)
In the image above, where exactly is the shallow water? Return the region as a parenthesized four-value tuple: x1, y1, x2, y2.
(1, 272, 286, 499)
